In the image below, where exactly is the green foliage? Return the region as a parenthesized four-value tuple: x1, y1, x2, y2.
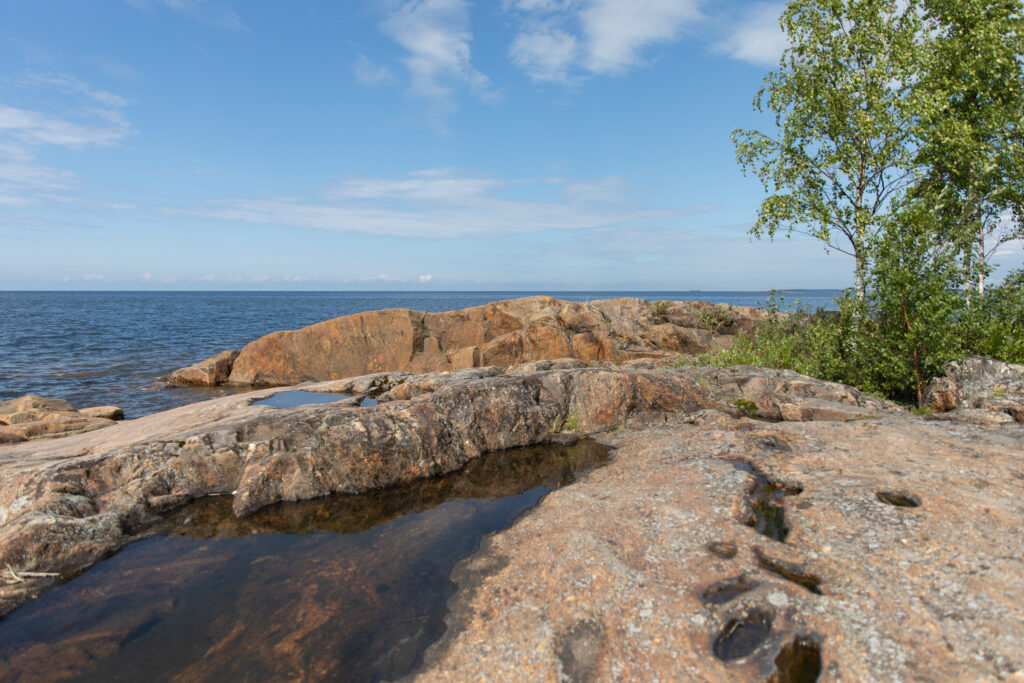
(689, 263, 1024, 406)
(965, 268, 1024, 360)
(561, 414, 582, 435)
(699, 303, 736, 333)
(734, 0, 925, 297)
(650, 300, 671, 320)
(724, 0, 1024, 406)
(733, 398, 758, 416)
(914, 0, 1024, 294)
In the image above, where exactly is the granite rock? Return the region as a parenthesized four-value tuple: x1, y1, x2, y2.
(168, 297, 769, 387)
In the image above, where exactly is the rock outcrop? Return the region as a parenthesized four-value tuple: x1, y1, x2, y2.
(166, 349, 239, 386)
(923, 355, 1024, 424)
(0, 396, 123, 445)
(0, 366, 730, 618)
(417, 406, 1024, 682)
(2, 363, 1022, 680)
(168, 297, 771, 387)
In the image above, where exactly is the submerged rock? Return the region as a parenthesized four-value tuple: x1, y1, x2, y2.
(167, 297, 769, 387)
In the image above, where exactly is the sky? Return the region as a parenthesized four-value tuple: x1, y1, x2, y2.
(2, 0, 1021, 291)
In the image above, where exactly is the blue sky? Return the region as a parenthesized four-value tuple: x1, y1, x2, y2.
(2, 0, 1020, 291)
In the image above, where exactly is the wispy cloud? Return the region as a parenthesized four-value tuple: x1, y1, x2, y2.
(0, 75, 133, 204)
(175, 168, 715, 239)
(505, 0, 702, 83)
(418, 274, 434, 283)
(994, 240, 1023, 257)
(713, 2, 787, 67)
(352, 54, 395, 85)
(125, 0, 247, 31)
(379, 0, 494, 119)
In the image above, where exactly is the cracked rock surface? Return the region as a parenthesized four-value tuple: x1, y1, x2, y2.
(1, 363, 1022, 682)
(417, 409, 1024, 682)
(167, 296, 770, 387)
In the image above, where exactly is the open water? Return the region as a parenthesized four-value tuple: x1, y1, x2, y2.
(0, 290, 840, 418)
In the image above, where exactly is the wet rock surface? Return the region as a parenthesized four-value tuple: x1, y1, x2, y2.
(168, 296, 770, 387)
(1, 363, 1022, 681)
(0, 367, 725, 618)
(0, 441, 608, 683)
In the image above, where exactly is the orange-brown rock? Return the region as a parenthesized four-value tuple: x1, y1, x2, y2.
(170, 297, 767, 387)
(0, 396, 118, 445)
(417, 407, 1024, 682)
(79, 406, 124, 421)
(2, 364, 1022, 680)
(166, 349, 239, 386)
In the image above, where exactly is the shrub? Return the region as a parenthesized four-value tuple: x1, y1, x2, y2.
(699, 303, 736, 333)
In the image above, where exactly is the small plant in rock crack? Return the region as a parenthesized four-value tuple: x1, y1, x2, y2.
(734, 398, 758, 416)
(650, 299, 671, 321)
(562, 414, 582, 435)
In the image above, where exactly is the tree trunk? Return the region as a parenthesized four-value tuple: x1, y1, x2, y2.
(855, 253, 867, 300)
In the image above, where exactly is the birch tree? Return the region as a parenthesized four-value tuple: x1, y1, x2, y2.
(734, 0, 925, 298)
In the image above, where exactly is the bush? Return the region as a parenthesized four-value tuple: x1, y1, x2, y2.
(699, 303, 736, 333)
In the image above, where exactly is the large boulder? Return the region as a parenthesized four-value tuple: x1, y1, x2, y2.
(923, 356, 1024, 423)
(168, 297, 763, 387)
(167, 349, 239, 386)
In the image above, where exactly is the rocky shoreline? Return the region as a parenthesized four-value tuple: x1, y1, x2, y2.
(166, 296, 764, 387)
(1, 297, 1022, 680)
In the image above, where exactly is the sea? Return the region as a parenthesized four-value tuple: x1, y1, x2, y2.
(0, 290, 841, 419)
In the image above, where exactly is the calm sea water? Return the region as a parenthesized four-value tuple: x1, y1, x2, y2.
(0, 290, 840, 418)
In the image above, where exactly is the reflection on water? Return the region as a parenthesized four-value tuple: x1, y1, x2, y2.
(0, 440, 609, 683)
(252, 390, 353, 409)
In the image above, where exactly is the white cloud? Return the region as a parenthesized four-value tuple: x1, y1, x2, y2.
(380, 0, 493, 112)
(62, 273, 107, 282)
(505, 0, 701, 82)
(329, 168, 504, 202)
(176, 168, 715, 239)
(0, 105, 130, 148)
(419, 274, 434, 283)
(994, 240, 1023, 257)
(353, 54, 394, 85)
(714, 2, 787, 67)
(0, 77, 132, 204)
(562, 176, 626, 203)
(579, 0, 702, 73)
(18, 74, 130, 108)
(360, 273, 399, 282)
(196, 274, 216, 281)
(509, 26, 579, 83)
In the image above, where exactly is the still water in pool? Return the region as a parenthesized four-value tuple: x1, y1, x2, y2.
(0, 440, 609, 682)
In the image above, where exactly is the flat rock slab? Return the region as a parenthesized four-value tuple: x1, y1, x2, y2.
(416, 411, 1024, 681)
(1, 363, 1021, 681)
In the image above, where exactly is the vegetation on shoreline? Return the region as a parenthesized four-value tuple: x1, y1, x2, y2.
(718, 0, 1024, 406)
(677, 274, 1024, 405)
